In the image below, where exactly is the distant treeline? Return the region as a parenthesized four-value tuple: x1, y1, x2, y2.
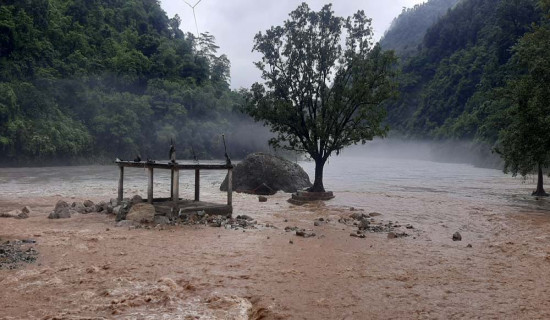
(382, 0, 543, 142)
(0, 0, 262, 166)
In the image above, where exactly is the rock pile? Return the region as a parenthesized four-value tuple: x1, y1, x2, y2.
(0, 206, 31, 219)
(0, 239, 38, 269)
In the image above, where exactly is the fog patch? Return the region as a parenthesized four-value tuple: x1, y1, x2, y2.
(334, 139, 503, 169)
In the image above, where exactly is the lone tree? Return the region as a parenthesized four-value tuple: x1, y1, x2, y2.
(243, 3, 397, 192)
(496, 1, 550, 196)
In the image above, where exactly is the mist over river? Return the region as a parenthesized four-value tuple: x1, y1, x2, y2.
(0, 153, 548, 215)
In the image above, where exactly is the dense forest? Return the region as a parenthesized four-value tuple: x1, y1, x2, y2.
(0, 0, 262, 165)
(383, 0, 543, 143)
(380, 0, 459, 58)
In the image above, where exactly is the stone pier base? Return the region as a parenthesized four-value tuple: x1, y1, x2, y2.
(288, 191, 335, 205)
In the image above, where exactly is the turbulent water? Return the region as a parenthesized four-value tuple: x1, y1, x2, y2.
(0, 155, 547, 213)
(3, 153, 550, 319)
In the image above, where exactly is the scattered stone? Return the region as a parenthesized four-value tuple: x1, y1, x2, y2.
(237, 215, 254, 221)
(17, 210, 29, 219)
(358, 218, 370, 230)
(314, 221, 322, 227)
(388, 232, 397, 239)
(126, 203, 155, 223)
(289, 240, 294, 244)
(130, 195, 143, 205)
(369, 212, 382, 217)
(350, 233, 366, 239)
(96, 201, 108, 213)
(295, 230, 316, 238)
(21, 206, 31, 215)
(285, 226, 301, 232)
(115, 220, 139, 228)
(0, 239, 38, 269)
(258, 196, 268, 202)
(350, 207, 355, 211)
(154, 215, 171, 225)
(453, 232, 462, 241)
(48, 200, 72, 219)
(406, 224, 414, 229)
(466, 244, 473, 248)
(350, 212, 365, 220)
(83, 200, 95, 207)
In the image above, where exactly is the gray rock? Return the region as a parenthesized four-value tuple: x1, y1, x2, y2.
(96, 201, 107, 212)
(21, 206, 31, 215)
(220, 152, 312, 194)
(71, 202, 87, 213)
(110, 198, 118, 207)
(115, 220, 139, 228)
(130, 195, 143, 205)
(258, 196, 268, 202)
(83, 200, 94, 208)
(17, 211, 29, 219)
(387, 232, 397, 239)
(154, 215, 171, 225)
(126, 203, 155, 223)
(48, 200, 72, 219)
(453, 232, 462, 241)
(350, 212, 365, 220)
(48, 208, 72, 219)
(358, 218, 370, 230)
(369, 212, 382, 217)
(1, 210, 20, 218)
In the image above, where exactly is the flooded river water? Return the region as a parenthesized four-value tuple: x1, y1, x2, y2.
(1, 154, 550, 319)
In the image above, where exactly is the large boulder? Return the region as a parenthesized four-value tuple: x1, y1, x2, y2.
(125, 203, 155, 223)
(48, 200, 73, 219)
(220, 153, 312, 195)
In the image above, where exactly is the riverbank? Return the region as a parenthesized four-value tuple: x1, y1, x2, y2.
(1, 188, 550, 319)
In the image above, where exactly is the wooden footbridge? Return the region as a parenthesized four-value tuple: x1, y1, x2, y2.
(115, 160, 234, 216)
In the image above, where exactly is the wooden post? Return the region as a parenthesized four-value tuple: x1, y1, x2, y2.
(118, 166, 124, 203)
(147, 167, 154, 204)
(170, 169, 174, 199)
(194, 169, 200, 201)
(227, 168, 232, 206)
(172, 169, 179, 201)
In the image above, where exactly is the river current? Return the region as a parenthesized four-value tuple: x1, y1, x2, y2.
(0, 154, 547, 214)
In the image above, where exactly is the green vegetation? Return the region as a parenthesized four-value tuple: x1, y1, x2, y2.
(380, 0, 459, 58)
(0, 0, 250, 165)
(384, 0, 550, 194)
(243, 3, 397, 192)
(495, 0, 550, 195)
(384, 0, 541, 139)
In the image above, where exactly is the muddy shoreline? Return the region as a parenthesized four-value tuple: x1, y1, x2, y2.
(1, 190, 550, 319)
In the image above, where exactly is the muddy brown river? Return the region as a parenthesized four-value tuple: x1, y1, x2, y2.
(1, 154, 550, 319)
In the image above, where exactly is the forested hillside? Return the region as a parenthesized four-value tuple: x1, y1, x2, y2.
(380, 0, 459, 57)
(385, 0, 542, 141)
(0, 0, 254, 165)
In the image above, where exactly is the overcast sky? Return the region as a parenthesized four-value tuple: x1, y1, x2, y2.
(159, 0, 426, 89)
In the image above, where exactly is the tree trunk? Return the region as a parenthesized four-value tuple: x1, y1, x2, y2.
(308, 158, 326, 192)
(532, 163, 549, 196)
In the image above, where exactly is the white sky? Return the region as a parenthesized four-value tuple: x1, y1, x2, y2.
(160, 1, 426, 89)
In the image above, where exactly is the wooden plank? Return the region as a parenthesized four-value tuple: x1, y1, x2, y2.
(194, 169, 200, 201)
(117, 166, 124, 203)
(227, 168, 232, 206)
(147, 167, 153, 204)
(115, 160, 232, 170)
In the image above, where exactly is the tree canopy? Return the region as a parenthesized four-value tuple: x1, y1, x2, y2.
(244, 3, 397, 192)
(0, 0, 254, 165)
(495, 0, 550, 195)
